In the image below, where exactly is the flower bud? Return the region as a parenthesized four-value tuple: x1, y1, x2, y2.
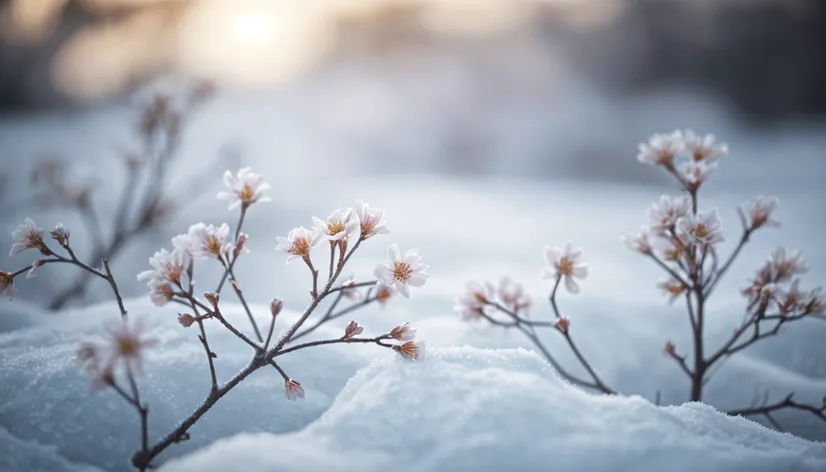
(344, 321, 363, 339)
(664, 340, 676, 356)
(204, 292, 220, 308)
(178, 314, 197, 328)
(554, 316, 570, 334)
(270, 298, 284, 317)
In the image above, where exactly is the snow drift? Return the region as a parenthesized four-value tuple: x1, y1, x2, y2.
(160, 347, 826, 472)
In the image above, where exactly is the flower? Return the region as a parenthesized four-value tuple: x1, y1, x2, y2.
(233, 233, 249, 258)
(26, 259, 44, 279)
(498, 276, 530, 313)
(741, 197, 780, 230)
(0, 271, 14, 300)
(79, 318, 157, 386)
(187, 223, 233, 260)
(343, 321, 364, 339)
(375, 283, 395, 308)
(637, 130, 684, 167)
(355, 200, 389, 239)
(648, 194, 692, 232)
(454, 281, 493, 321)
(677, 209, 725, 247)
(776, 279, 806, 315)
(769, 247, 808, 280)
(804, 287, 824, 316)
(178, 314, 197, 328)
(276, 226, 320, 263)
(541, 244, 589, 294)
(373, 244, 429, 298)
(285, 379, 305, 401)
(204, 292, 220, 308)
(395, 341, 424, 360)
(137, 248, 189, 286)
(658, 278, 686, 304)
(677, 160, 717, 190)
(340, 275, 363, 300)
(554, 316, 570, 334)
(148, 279, 175, 307)
(622, 227, 654, 255)
(9, 218, 48, 256)
(390, 322, 416, 342)
(664, 340, 676, 357)
(49, 223, 70, 246)
(216, 167, 271, 210)
(683, 130, 728, 163)
(313, 208, 358, 242)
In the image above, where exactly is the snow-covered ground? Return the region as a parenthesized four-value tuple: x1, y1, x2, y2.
(1, 53, 826, 470)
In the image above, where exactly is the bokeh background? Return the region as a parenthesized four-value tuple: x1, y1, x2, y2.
(1, 1, 826, 469)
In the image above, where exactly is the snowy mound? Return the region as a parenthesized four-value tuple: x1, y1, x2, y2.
(161, 347, 826, 472)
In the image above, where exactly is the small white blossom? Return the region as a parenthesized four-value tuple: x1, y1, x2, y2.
(148, 279, 175, 307)
(216, 167, 272, 210)
(313, 208, 358, 242)
(26, 259, 44, 279)
(340, 275, 363, 300)
(804, 287, 824, 315)
(622, 226, 654, 255)
(390, 322, 416, 342)
(498, 276, 530, 313)
(275, 226, 320, 263)
(10, 218, 47, 257)
(541, 244, 589, 294)
(658, 278, 686, 304)
(677, 160, 717, 190)
(395, 340, 424, 360)
(776, 278, 806, 314)
(637, 130, 684, 167)
(0, 271, 14, 300)
(356, 200, 389, 239)
(648, 194, 692, 232)
(740, 196, 780, 230)
(137, 248, 190, 286)
(769, 248, 808, 280)
(455, 281, 493, 321)
(374, 283, 395, 308)
(49, 223, 69, 246)
(373, 244, 429, 298)
(78, 317, 156, 387)
(683, 130, 728, 163)
(186, 223, 233, 260)
(677, 209, 725, 247)
(284, 379, 305, 401)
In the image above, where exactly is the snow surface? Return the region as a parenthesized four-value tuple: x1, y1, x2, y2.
(159, 347, 826, 472)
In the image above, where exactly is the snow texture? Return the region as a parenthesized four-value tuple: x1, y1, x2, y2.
(160, 347, 826, 472)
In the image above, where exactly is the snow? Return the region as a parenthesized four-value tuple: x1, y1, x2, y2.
(159, 347, 826, 472)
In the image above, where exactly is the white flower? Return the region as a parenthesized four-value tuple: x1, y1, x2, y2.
(395, 340, 424, 361)
(677, 160, 717, 190)
(356, 200, 389, 239)
(216, 167, 272, 210)
(658, 278, 686, 304)
(683, 130, 728, 163)
(622, 226, 654, 254)
(741, 196, 780, 230)
(147, 279, 175, 307)
(390, 322, 416, 342)
(541, 244, 589, 294)
(804, 287, 824, 315)
(276, 226, 320, 263)
(49, 223, 69, 246)
(340, 275, 363, 300)
(186, 223, 233, 260)
(0, 271, 14, 300)
(648, 194, 692, 232)
(10, 218, 46, 256)
(137, 248, 190, 286)
(498, 276, 530, 312)
(776, 278, 806, 314)
(26, 259, 44, 279)
(769, 248, 808, 280)
(676, 209, 725, 247)
(312, 208, 358, 241)
(637, 130, 684, 167)
(373, 244, 429, 298)
(285, 379, 305, 401)
(454, 281, 493, 321)
(79, 318, 157, 388)
(374, 282, 395, 308)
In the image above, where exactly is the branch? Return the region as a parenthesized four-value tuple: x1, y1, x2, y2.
(705, 228, 752, 297)
(727, 393, 826, 430)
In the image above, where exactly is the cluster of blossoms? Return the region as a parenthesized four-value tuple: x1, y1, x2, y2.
(637, 129, 727, 191)
(742, 248, 822, 316)
(1, 219, 76, 299)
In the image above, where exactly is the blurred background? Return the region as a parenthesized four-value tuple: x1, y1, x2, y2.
(2, 1, 826, 462)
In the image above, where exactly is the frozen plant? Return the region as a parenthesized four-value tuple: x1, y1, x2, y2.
(459, 130, 825, 434)
(23, 78, 236, 311)
(1, 168, 428, 471)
